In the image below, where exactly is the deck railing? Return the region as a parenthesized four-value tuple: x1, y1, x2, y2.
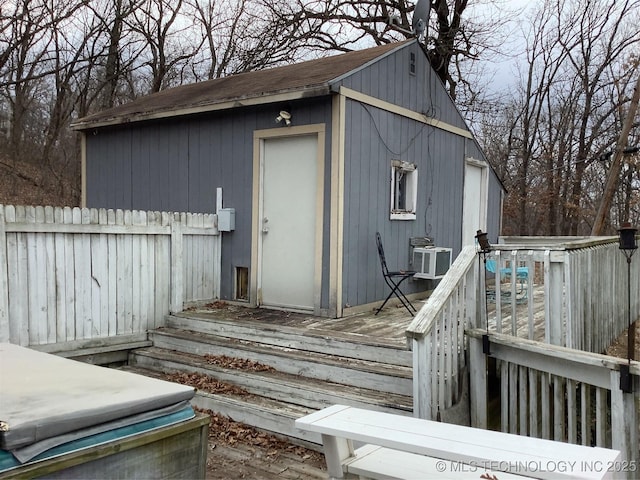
(407, 237, 640, 461)
(0, 205, 221, 348)
(468, 329, 639, 473)
(489, 237, 640, 352)
(406, 245, 479, 420)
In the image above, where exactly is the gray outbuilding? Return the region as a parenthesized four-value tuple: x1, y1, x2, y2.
(72, 40, 503, 318)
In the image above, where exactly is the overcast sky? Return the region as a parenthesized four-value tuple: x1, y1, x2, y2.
(465, 0, 536, 95)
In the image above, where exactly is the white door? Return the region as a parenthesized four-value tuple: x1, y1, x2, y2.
(259, 135, 318, 310)
(462, 159, 488, 246)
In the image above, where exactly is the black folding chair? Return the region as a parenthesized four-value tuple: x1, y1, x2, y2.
(375, 232, 417, 315)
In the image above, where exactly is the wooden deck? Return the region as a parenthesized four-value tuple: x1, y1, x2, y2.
(183, 286, 549, 349)
(182, 301, 422, 348)
(485, 280, 548, 342)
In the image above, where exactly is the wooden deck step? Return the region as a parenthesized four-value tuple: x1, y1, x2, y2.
(130, 346, 413, 414)
(131, 311, 414, 447)
(124, 364, 322, 448)
(166, 313, 412, 367)
(150, 327, 413, 396)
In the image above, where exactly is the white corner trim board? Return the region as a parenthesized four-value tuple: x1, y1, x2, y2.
(338, 87, 474, 139)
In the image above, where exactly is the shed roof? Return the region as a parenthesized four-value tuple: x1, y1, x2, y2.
(72, 40, 413, 130)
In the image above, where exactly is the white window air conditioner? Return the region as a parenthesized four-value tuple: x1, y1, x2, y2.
(412, 247, 452, 280)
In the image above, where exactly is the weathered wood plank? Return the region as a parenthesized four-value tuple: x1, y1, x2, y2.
(501, 360, 508, 433)
(75, 208, 91, 339)
(145, 214, 156, 329)
(155, 213, 171, 328)
(595, 387, 607, 447)
(170, 215, 184, 313)
(27, 208, 46, 344)
(412, 338, 431, 419)
(495, 251, 503, 333)
(122, 209, 134, 334)
(63, 207, 75, 341)
(3, 222, 171, 235)
(519, 365, 527, 435)
(610, 370, 638, 466)
(553, 375, 564, 441)
(33, 333, 150, 354)
(152, 329, 412, 396)
(131, 210, 142, 334)
(0, 205, 219, 348)
(529, 369, 538, 438)
(508, 362, 517, 434)
(44, 206, 57, 343)
(468, 334, 487, 429)
(581, 384, 591, 447)
(0, 206, 9, 342)
(107, 210, 117, 336)
(437, 310, 445, 413)
(53, 208, 67, 343)
(467, 330, 640, 382)
(567, 379, 577, 444)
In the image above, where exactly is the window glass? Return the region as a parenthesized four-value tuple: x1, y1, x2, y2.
(390, 161, 417, 220)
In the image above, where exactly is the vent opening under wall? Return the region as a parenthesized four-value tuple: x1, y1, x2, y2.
(235, 267, 249, 301)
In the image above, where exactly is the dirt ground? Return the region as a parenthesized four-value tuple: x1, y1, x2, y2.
(202, 411, 326, 480)
(161, 368, 327, 479)
(605, 320, 639, 360)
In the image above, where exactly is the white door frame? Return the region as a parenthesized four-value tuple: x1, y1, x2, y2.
(250, 124, 325, 313)
(462, 157, 489, 246)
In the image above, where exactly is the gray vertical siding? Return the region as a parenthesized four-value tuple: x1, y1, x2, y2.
(341, 96, 467, 308)
(338, 42, 498, 309)
(84, 41, 502, 315)
(336, 42, 468, 131)
(85, 99, 333, 304)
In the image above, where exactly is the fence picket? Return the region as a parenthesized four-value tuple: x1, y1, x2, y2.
(0, 204, 220, 348)
(14, 207, 28, 345)
(0, 206, 8, 342)
(26, 208, 44, 344)
(155, 212, 170, 327)
(44, 206, 56, 343)
(567, 379, 577, 444)
(595, 388, 607, 447)
(528, 369, 538, 438)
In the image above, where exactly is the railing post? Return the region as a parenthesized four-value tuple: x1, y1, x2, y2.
(0, 205, 8, 342)
(469, 335, 487, 429)
(544, 250, 564, 345)
(170, 215, 184, 313)
(610, 370, 638, 476)
(412, 336, 432, 420)
(472, 254, 485, 330)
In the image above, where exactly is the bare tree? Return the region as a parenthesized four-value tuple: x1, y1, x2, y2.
(264, 0, 515, 100)
(126, 0, 200, 92)
(592, 68, 640, 234)
(474, 0, 640, 236)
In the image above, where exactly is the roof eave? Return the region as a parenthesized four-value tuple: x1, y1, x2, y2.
(70, 85, 333, 131)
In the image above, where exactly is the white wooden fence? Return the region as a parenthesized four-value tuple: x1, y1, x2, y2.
(490, 238, 640, 352)
(0, 205, 220, 347)
(407, 237, 640, 473)
(468, 330, 638, 474)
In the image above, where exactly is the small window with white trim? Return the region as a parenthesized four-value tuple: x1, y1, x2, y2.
(390, 160, 417, 220)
